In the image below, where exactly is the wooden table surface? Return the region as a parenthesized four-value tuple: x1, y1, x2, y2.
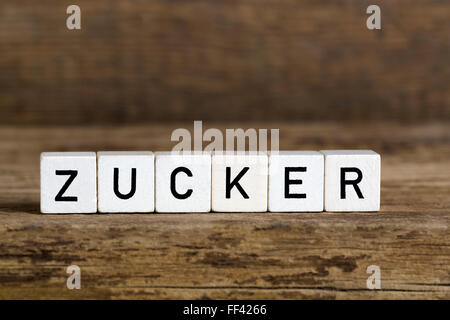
(0, 122, 448, 299)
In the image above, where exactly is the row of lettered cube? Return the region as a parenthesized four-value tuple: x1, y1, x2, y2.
(40, 150, 380, 213)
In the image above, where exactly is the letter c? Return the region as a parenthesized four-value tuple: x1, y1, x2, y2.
(170, 167, 193, 199)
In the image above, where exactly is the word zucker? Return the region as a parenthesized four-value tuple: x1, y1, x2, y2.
(40, 150, 380, 213)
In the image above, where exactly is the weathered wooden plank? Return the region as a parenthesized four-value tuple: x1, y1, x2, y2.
(0, 123, 448, 299)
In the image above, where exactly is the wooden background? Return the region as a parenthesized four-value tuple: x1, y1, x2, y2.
(0, 0, 448, 300)
(0, 0, 448, 124)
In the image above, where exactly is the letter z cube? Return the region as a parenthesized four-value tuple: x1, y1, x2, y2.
(40, 152, 97, 214)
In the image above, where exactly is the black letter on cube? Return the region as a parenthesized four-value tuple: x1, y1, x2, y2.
(55, 170, 78, 202)
(171, 167, 193, 199)
(340, 167, 364, 199)
(226, 167, 249, 199)
(114, 168, 137, 200)
(285, 167, 307, 199)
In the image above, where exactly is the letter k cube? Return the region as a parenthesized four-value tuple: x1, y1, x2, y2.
(212, 152, 268, 212)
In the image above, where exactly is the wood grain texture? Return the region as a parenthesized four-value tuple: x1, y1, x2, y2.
(0, 122, 448, 299)
(0, 0, 449, 124)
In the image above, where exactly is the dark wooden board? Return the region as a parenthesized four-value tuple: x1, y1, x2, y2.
(0, 0, 449, 124)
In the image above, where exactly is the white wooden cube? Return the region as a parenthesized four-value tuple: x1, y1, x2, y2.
(155, 152, 211, 213)
(97, 151, 154, 213)
(212, 152, 268, 212)
(40, 152, 97, 214)
(321, 150, 380, 212)
(269, 151, 324, 212)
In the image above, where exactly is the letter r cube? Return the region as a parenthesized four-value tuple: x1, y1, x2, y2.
(321, 150, 380, 212)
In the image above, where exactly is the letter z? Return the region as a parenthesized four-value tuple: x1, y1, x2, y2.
(55, 170, 78, 202)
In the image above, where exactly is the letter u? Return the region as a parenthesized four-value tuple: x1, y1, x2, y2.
(113, 168, 137, 199)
